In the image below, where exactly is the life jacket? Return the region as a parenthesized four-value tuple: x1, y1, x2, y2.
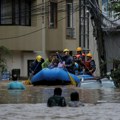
(85, 60, 92, 70)
(82, 53, 85, 57)
(75, 54, 82, 59)
(74, 54, 82, 62)
(85, 59, 96, 71)
(75, 54, 80, 58)
(82, 53, 85, 63)
(74, 54, 85, 63)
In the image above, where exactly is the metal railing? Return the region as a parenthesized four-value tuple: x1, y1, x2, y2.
(66, 28, 75, 38)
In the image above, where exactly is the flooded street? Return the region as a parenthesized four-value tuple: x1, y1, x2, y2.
(0, 80, 120, 120)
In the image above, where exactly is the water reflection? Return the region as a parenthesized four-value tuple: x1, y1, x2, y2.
(0, 80, 120, 104)
(1, 81, 120, 120)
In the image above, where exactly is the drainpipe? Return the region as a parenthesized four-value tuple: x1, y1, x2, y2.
(90, 0, 107, 76)
(79, 0, 81, 47)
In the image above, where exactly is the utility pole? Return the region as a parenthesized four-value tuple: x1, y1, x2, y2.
(79, 0, 89, 52)
(79, 0, 81, 47)
(89, 0, 106, 76)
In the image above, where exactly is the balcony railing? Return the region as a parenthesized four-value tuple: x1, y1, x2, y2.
(66, 28, 76, 38)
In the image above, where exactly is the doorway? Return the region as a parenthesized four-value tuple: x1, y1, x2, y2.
(27, 60, 34, 77)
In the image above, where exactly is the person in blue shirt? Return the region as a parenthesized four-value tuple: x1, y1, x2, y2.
(7, 74, 26, 90)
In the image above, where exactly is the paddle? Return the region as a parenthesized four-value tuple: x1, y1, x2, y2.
(56, 52, 77, 86)
(26, 61, 40, 85)
(77, 58, 103, 84)
(80, 60, 93, 75)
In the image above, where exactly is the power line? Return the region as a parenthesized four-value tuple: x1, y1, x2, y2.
(2, 0, 118, 40)
(88, 0, 120, 26)
(0, 5, 79, 40)
(1, 1, 119, 27)
(0, 0, 79, 22)
(1, 0, 79, 18)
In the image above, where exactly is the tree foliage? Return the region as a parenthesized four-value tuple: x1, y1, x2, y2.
(0, 46, 11, 72)
(110, 2, 120, 17)
(111, 2, 120, 12)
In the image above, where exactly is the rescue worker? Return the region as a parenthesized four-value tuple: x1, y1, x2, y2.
(48, 55, 59, 69)
(73, 47, 85, 73)
(29, 55, 44, 75)
(47, 87, 66, 107)
(75, 47, 85, 61)
(42, 55, 53, 69)
(60, 48, 74, 74)
(84, 53, 96, 75)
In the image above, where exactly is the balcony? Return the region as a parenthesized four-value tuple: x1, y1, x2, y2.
(66, 28, 76, 38)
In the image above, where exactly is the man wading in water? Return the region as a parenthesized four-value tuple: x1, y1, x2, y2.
(47, 87, 66, 107)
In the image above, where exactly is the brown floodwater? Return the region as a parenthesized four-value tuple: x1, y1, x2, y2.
(0, 79, 120, 104)
(1, 80, 120, 120)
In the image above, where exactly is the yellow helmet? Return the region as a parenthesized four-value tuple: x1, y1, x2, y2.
(76, 47, 82, 52)
(36, 55, 42, 62)
(86, 53, 92, 58)
(63, 48, 69, 52)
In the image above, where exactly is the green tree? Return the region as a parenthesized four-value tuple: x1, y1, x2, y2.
(0, 46, 11, 73)
(109, 1, 120, 18)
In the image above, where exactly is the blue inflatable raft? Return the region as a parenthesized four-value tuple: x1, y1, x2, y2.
(78, 74, 95, 80)
(31, 68, 81, 85)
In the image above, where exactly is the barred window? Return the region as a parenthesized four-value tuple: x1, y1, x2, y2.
(66, 0, 73, 28)
(0, 0, 31, 26)
(66, 0, 76, 38)
(49, 1, 57, 28)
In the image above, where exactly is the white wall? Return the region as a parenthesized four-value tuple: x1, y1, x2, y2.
(6, 51, 41, 77)
(104, 32, 120, 72)
(6, 51, 22, 75)
(89, 17, 100, 76)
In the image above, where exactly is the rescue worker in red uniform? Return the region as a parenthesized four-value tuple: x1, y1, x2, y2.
(75, 47, 84, 61)
(73, 47, 85, 74)
(84, 53, 96, 75)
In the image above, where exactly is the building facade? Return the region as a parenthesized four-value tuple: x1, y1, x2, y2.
(0, 0, 100, 78)
(100, 0, 120, 72)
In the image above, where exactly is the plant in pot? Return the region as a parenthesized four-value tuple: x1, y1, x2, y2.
(111, 68, 120, 88)
(0, 46, 11, 79)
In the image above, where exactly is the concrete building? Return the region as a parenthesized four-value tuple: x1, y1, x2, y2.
(0, 0, 100, 78)
(100, 0, 120, 72)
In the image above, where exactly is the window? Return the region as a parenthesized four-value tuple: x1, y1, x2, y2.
(1, 0, 12, 24)
(79, 0, 89, 49)
(49, 1, 57, 28)
(66, 0, 73, 28)
(0, 0, 31, 26)
(66, 0, 76, 38)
